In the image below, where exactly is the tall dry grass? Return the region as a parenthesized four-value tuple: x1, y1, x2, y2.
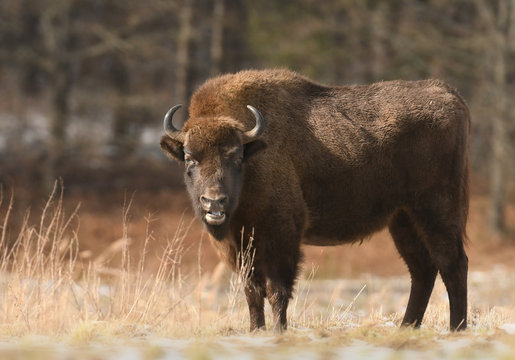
(0, 183, 260, 339)
(0, 183, 512, 343)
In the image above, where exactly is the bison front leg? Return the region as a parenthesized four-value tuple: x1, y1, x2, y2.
(244, 272, 266, 331)
(266, 278, 291, 332)
(265, 244, 302, 333)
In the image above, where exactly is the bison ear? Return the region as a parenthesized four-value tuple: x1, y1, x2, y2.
(160, 135, 184, 162)
(243, 140, 267, 161)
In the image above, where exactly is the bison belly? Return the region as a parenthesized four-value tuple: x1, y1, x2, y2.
(301, 174, 399, 246)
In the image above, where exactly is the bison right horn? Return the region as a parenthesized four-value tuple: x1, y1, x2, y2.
(244, 105, 265, 142)
(163, 104, 185, 142)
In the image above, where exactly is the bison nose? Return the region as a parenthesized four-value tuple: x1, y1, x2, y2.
(200, 194, 228, 210)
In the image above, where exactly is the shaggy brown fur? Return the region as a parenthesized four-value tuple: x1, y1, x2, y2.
(160, 69, 470, 332)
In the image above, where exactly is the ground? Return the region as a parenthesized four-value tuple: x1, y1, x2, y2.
(0, 189, 514, 359)
(1, 268, 515, 359)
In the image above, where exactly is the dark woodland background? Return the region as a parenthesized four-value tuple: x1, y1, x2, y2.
(0, 0, 514, 274)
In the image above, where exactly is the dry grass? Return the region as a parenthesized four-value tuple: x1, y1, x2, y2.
(0, 184, 266, 339)
(0, 185, 515, 359)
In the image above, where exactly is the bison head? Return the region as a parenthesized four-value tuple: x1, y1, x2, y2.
(160, 105, 266, 239)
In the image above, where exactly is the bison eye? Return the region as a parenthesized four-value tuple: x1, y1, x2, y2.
(234, 157, 243, 167)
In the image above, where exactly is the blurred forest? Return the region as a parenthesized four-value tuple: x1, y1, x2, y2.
(0, 0, 514, 237)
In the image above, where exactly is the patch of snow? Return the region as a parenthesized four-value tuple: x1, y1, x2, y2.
(435, 338, 473, 352)
(219, 334, 277, 348)
(336, 340, 395, 360)
(109, 348, 142, 360)
(499, 323, 515, 335)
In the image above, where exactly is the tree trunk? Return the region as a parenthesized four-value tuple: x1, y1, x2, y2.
(487, 0, 514, 233)
(210, 0, 225, 77)
(489, 78, 508, 232)
(175, 0, 194, 126)
(40, 1, 73, 191)
(370, 3, 387, 80)
(48, 62, 72, 180)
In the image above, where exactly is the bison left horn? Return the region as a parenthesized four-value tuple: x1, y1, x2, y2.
(163, 104, 185, 142)
(244, 105, 265, 142)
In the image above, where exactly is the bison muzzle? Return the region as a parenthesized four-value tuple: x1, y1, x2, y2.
(160, 69, 470, 332)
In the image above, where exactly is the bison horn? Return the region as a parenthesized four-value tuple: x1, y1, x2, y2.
(244, 105, 264, 142)
(163, 104, 185, 142)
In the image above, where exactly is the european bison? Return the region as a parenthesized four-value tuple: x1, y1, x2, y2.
(160, 69, 470, 332)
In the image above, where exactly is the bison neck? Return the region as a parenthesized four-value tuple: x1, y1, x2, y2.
(204, 222, 231, 241)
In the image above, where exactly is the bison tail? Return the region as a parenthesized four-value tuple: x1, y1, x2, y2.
(459, 97, 471, 244)
(449, 86, 470, 244)
(460, 152, 470, 244)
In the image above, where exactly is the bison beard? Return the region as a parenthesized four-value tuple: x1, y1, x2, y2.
(204, 221, 230, 241)
(160, 69, 470, 333)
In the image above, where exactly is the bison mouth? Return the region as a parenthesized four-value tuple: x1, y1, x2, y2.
(204, 210, 226, 225)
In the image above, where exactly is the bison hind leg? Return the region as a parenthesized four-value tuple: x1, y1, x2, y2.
(389, 210, 438, 328)
(409, 194, 468, 331)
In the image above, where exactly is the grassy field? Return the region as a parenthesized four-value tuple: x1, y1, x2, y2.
(0, 185, 514, 359)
